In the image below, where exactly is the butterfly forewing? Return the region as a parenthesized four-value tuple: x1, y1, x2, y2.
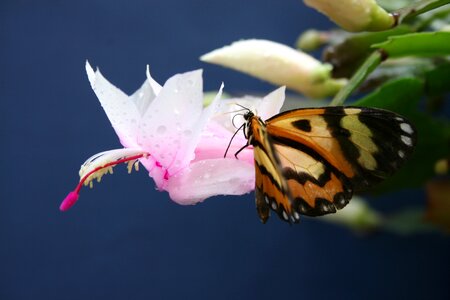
(247, 106, 416, 223)
(267, 106, 417, 190)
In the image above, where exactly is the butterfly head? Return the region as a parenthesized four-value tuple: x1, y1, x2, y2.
(241, 110, 256, 140)
(242, 110, 255, 121)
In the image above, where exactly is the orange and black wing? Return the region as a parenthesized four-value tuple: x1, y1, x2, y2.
(249, 116, 297, 223)
(253, 106, 416, 223)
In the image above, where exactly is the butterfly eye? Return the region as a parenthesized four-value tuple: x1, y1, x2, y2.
(243, 111, 253, 120)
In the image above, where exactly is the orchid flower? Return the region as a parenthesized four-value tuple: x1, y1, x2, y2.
(60, 61, 286, 210)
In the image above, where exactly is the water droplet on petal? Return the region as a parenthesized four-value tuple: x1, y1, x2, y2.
(157, 125, 167, 134)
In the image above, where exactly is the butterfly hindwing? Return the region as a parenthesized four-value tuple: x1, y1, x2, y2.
(272, 142, 353, 217)
(250, 117, 297, 223)
(246, 106, 416, 223)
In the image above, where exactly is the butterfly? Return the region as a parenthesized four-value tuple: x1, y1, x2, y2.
(233, 106, 417, 224)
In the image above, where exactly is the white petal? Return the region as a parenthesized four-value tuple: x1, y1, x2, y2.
(255, 86, 285, 121)
(86, 61, 141, 148)
(166, 158, 254, 205)
(146, 65, 163, 95)
(213, 94, 261, 134)
(129, 75, 159, 117)
(212, 87, 285, 137)
(137, 70, 223, 175)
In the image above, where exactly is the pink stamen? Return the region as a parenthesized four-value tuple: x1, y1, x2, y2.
(60, 153, 149, 211)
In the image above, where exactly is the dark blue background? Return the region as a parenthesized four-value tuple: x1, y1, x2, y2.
(1, 1, 449, 299)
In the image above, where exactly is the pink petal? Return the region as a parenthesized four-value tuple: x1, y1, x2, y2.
(166, 158, 254, 205)
(195, 121, 253, 163)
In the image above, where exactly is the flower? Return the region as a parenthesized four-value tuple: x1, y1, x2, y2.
(60, 61, 286, 210)
(303, 0, 394, 32)
(200, 39, 347, 98)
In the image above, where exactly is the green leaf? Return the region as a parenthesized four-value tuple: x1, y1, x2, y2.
(354, 77, 422, 112)
(372, 32, 450, 58)
(354, 77, 450, 193)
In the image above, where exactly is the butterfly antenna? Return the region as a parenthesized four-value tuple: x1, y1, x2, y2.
(224, 123, 245, 158)
(231, 113, 245, 129)
(233, 103, 251, 112)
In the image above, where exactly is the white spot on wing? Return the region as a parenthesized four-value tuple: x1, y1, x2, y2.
(398, 150, 405, 158)
(401, 135, 413, 146)
(271, 202, 277, 210)
(282, 211, 288, 220)
(400, 123, 414, 134)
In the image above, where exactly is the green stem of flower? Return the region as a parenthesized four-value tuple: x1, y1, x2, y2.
(393, 0, 450, 25)
(329, 51, 383, 106)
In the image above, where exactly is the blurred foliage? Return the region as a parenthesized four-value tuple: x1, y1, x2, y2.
(323, 26, 413, 77)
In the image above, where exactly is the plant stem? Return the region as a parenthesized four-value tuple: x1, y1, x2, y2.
(329, 51, 383, 106)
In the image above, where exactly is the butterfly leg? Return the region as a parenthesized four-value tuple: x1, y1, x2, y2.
(234, 143, 249, 159)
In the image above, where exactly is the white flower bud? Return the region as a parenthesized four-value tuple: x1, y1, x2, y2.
(304, 0, 395, 32)
(201, 39, 346, 98)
